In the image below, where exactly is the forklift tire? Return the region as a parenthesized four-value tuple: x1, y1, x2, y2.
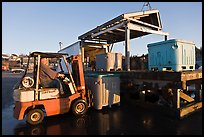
(72, 99, 88, 116)
(26, 109, 44, 125)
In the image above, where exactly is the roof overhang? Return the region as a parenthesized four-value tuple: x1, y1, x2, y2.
(30, 52, 68, 58)
(78, 9, 169, 44)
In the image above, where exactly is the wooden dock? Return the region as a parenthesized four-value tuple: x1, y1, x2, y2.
(85, 70, 202, 118)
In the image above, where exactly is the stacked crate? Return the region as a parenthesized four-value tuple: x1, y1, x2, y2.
(85, 73, 120, 110)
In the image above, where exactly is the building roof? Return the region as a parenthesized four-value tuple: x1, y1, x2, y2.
(78, 9, 169, 44)
(2, 54, 10, 59)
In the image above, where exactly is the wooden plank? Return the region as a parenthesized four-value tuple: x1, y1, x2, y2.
(156, 12, 162, 29)
(87, 71, 202, 83)
(181, 70, 202, 81)
(81, 41, 109, 47)
(115, 28, 125, 32)
(182, 81, 187, 90)
(177, 89, 180, 109)
(123, 9, 159, 18)
(128, 18, 161, 30)
(179, 91, 194, 102)
(128, 23, 169, 36)
(132, 14, 149, 19)
(180, 102, 202, 118)
(91, 22, 125, 38)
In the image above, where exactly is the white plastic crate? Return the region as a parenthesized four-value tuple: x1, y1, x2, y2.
(85, 73, 120, 110)
(96, 52, 122, 71)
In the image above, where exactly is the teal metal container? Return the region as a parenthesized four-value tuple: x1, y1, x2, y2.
(147, 39, 195, 71)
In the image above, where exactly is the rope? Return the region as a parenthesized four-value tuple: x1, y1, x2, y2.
(141, 2, 152, 11)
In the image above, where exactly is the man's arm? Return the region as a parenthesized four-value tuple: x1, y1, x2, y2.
(41, 63, 58, 79)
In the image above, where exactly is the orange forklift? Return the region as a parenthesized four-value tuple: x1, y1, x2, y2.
(13, 52, 92, 125)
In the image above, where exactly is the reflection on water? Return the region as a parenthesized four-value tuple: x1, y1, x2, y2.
(8, 91, 202, 135)
(14, 106, 122, 135)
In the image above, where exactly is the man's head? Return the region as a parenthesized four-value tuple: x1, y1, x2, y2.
(41, 58, 49, 65)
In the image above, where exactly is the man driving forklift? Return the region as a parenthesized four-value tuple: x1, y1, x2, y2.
(39, 57, 65, 94)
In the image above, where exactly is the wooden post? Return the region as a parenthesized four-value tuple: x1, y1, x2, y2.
(165, 35, 168, 41)
(195, 83, 202, 102)
(81, 47, 85, 64)
(107, 45, 110, 52)
(182, 81, 187, 90)
(125, 22, 130, 71)
(177, 89, 180, 109)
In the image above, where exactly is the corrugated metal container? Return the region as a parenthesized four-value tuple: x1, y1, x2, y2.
(96, 52, 122, 71)
(147, 39, 195, 71)
(85, 73, 120, 110)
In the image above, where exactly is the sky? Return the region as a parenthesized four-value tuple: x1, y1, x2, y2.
(2, 2, 202, 56)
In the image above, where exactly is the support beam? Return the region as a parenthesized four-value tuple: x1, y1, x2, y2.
(165, 35, 168, 41)
(128, 18, 161, 30)
(177, 89, 180, 109)
(107, 43, 114, 52)
(107, 46, 110, 52)
(180, 102, 202, 118)
(106, 30, 115, 34)
(125, 23, 130, 71)
(115, 28, 125, 32)
(110, 43, 114, 52)
(180, 91, 195, 102)
(81, 47, 85, 63)
(156, 12, 162, 29)
(123, 9, 160, 19)
(91, 22, 125, 38)
(128, 23, 169, 36)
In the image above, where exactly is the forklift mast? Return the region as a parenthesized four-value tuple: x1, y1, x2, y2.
(69, 55, 86, 100)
